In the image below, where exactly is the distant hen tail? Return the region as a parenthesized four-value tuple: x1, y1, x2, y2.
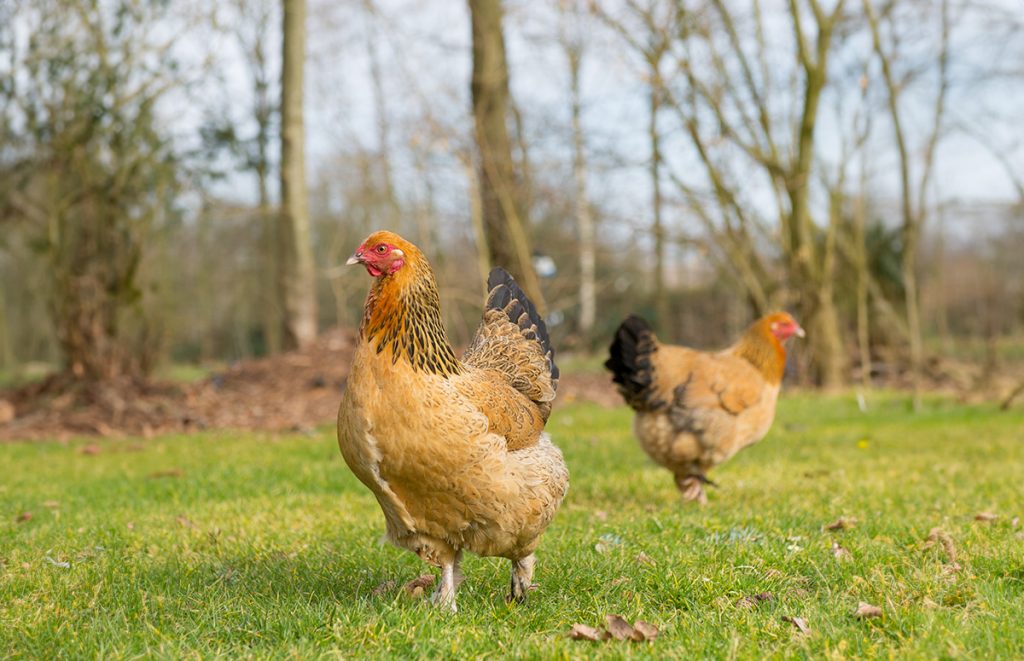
(605, 315, 662, 411)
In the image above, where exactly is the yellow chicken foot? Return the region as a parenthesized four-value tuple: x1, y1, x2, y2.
(507, 554, 536, 604)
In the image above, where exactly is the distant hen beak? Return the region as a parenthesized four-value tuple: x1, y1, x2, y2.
(346, 251, 364, 266)
(794, 325, 806, 338)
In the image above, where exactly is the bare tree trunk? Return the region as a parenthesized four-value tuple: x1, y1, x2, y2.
(0, 285, 12, 370)
(468, 0, 545, 310)
(649, 79, 669, 334)
(784, 0, 846, 388)
(567, 39, 596, 336)
(279, 0, 318, 350)
(863, 0, 949, 410)
(854, 190, 871, 389)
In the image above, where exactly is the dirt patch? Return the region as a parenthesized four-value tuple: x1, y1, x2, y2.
(0, 327, 620, 441)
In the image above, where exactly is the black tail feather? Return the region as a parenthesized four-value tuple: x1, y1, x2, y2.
(605, 315, 661, 410)
(486, 268, 559, 385)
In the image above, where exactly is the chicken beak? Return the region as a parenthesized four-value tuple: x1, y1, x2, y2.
(794, 325, 806, 338)
(346, 252, 363, 266)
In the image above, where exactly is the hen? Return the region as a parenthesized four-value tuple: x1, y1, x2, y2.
(605, 312, 803, 504)
(337, 230, 568, 611)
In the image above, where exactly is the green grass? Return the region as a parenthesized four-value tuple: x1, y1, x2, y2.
(2, 393, 1023, 659)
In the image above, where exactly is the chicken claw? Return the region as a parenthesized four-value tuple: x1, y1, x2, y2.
(675, 474, 710, 505)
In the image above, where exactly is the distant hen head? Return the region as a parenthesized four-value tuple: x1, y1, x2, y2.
(760, 312, 805, 343)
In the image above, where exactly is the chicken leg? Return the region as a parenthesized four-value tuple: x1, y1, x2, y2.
(508, 554, 536, 604)
(430, 549, 463, 612)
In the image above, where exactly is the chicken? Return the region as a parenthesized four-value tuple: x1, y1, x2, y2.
(605, 312, 804, 504)
(337, 230, 568, 611)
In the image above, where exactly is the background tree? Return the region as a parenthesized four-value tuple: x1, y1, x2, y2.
(0, 0, 185, 384)
(279, 0, 318, 350)
(468, 0, 545, 309)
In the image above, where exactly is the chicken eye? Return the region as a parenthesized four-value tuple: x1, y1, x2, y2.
(376, 245, 388, 254)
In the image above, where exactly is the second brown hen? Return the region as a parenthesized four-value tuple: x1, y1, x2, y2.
(605, 312, 804, 504)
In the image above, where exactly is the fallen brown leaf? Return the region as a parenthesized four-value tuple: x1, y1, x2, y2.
(635, 552, 656, 567)
(782, 615, 811, 634)
(611, 576, 630, 586)
(148, 468, 183, 479)
(371, 579, 397, 597)
(974, 511, 997, 522)
(924, 527, 957, 564)
(568, 624, 603, 642)
(736, 592, 774, 609)
(633, 621, 659, 641)
(854, 602, 882, 619)
(80, 444, 101, 456)
(42, 500, 60, 509)
(825, 517, 857, 531)
(764, 568, 785, 580)
(831, 542, 852, 562)
(175, 515, 195, 528)
(604, 614, 640, 641)
(403, 574, 435, 598)
(16, 511, 32, 523)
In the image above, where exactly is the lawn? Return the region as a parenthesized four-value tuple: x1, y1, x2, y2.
(2, 393, 1023, 658)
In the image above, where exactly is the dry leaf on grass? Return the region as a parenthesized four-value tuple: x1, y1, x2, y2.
(175, 515, 195, 528)
(148, 468, 183, 479)
(611, 576, 630, 586)
(633, 621, 660, 641)
(44, 556, 70, 568)
(16, 511, 32, 523)
(764, 568, 785, 580)
(42, 500, 60, 509)
(825, 517, 857, 531)
(403, 574, 435, 598)
(854, 602, 882, 619)
(831, 542, 852, 562)
(594, 510, 608, 522)
(604, 614, 639, 641)
(370, 579, 397, 597)
(782, 615, 811, 634)
(568, 616, 659, 644)
(568, 624, 603, 642)
(635, 552, 656, 567)
(974, 511, 998, 522)
(80, 444, 101, 456)
(924, 527, 958, 564)
(736, 592, 774, 609)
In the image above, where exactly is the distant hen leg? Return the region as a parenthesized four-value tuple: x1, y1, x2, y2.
(507, 554, 536, 604)
(675, 473, 712, 505)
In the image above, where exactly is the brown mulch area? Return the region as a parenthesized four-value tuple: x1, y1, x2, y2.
(0, 328, 620, 442)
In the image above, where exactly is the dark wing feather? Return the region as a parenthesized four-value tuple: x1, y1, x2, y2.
(462, 268, 558, 420)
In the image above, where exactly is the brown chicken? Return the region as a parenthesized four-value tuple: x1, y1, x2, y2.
(337, 231, 568, 611)
(605, 312, 804, 504)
